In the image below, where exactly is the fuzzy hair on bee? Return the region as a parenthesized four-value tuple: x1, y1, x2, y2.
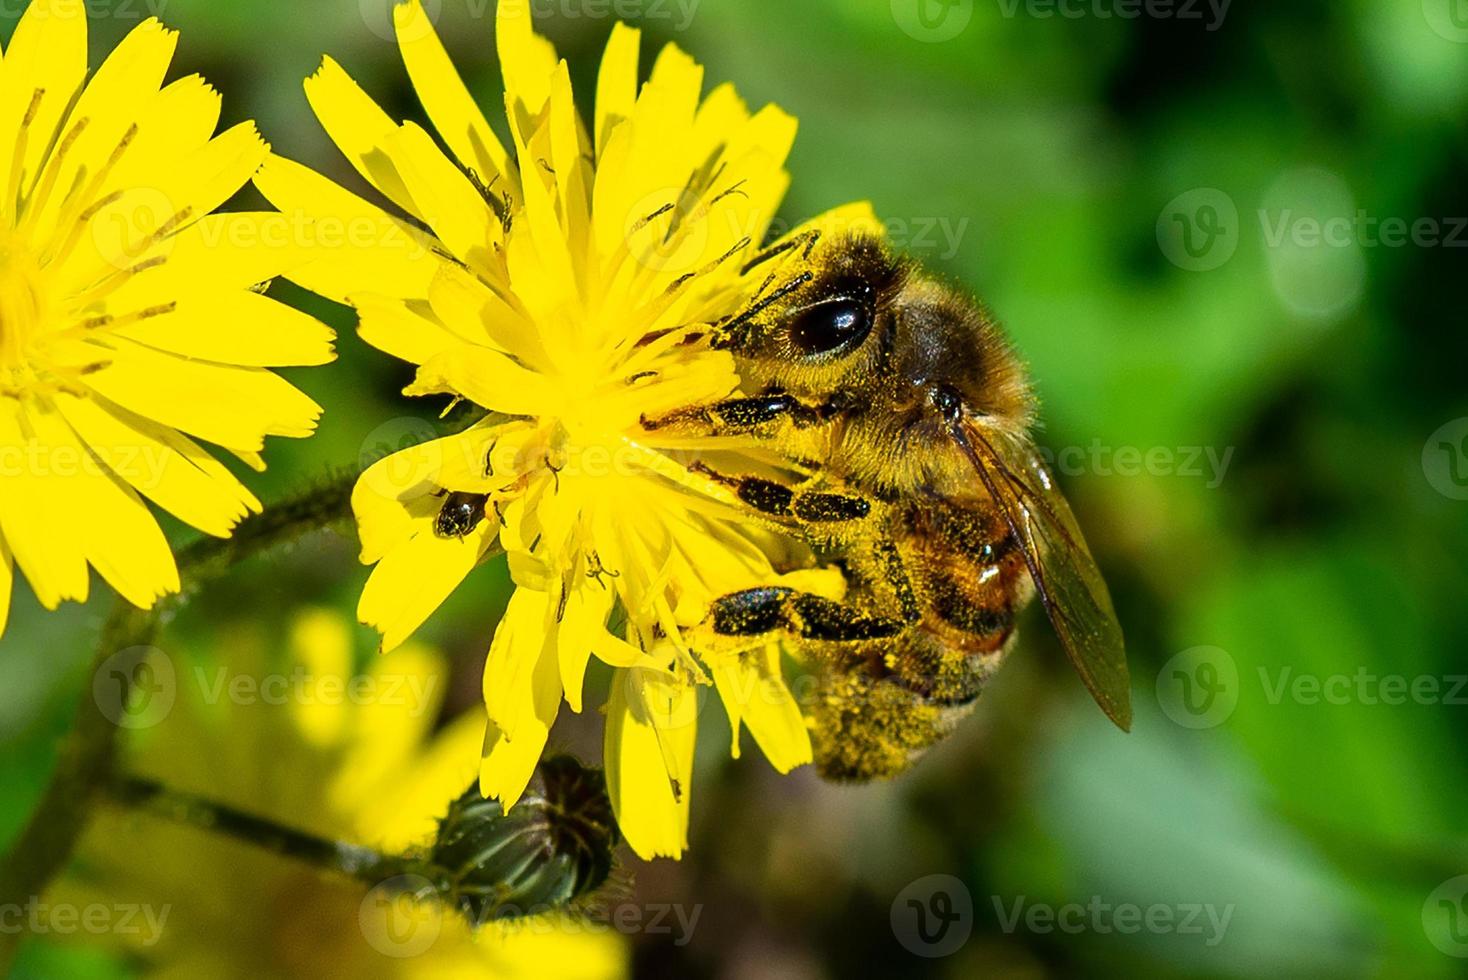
(647, 227, 1130, 781)
(716, 233, 1036, 499)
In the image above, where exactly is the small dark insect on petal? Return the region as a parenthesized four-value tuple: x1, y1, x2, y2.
(435, 491, 489, 539)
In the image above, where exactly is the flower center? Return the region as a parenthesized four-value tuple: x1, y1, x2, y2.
(0, 232, 45, 372)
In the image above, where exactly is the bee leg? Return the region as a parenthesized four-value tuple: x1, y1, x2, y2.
(640, 390, 825, 437)
(791, 489, 872, 523)
(740, 229, 822, 275)
(688, 463, 872, 524)
(709, 586, 903, 642)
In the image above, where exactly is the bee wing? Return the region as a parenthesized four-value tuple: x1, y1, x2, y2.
(947, 417, 1133, 731)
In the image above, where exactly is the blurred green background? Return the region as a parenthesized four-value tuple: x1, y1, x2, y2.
(3, 0, 1467, 976)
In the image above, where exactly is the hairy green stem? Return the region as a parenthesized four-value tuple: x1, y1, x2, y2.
(106, 775, 389, 880)
(0, 472, 357, 968)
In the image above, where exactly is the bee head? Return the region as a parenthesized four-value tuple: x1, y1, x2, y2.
(724, 232, 1033, 463)
(717, 232, 899, 368)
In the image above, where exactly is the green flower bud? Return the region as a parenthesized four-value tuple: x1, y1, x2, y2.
(426, 755, 618, 924)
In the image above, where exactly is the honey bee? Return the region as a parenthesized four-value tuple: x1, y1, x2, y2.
(643, 229, 1131, 780)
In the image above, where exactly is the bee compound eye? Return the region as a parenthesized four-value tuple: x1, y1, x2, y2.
(788, 296, 874, 357)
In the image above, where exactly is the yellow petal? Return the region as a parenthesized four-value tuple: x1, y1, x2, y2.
(394, 0, 516, 199)
(60, 76, 224, 271)
(557, 577, 615, 713)
(109, 72, 221, 181)
(112, 290, 336, 367)
(405, 344, 556, 416)
(689, 82, 748, 146)
(480, 589, 560, 807)
(0, 399, 89, 608)
(106, 119, 267, 228)
(26, 397, 179, 610)
(358, 517, 498, 654)
(253, 153, 441, 304)
(423, 261, 543, 367)
(53, 391, 261, 538)
(687, 103, 796, 273)
(20, 16, 176, 246)
(475, 913, 630, 980)
(500, 113, 587, 348)
(605, 667, 695, 860)
(496, 0, 559, 122)
(479, 715, 548, 812)
(594, 23, 639, 160)
(286, 607, 355, 749)
(80, 338, 322, 452)
(352, 424, 498, 563)
(353, 702, 481, 851)
(0, 531, 12, 639)
(303, 56, 419, 217)
(119, 212, 322, 298)
(57, 428, 179, 611)
(711, 645, 812, 772)
(64, 122, 269, 296)
(481, 587, 555, 737)
(383, 121, 500, 269)
(545, 64, 594, 290)
(353, 292, 462, 366)
(0, 0, 87, 208)
(331, 640, 450, 820)
(590, 43, 703, 263)
(593, 630, 658, 669)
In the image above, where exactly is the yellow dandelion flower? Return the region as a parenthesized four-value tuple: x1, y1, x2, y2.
(256, 0, 849, 857)
(0, 1, 333, 639)
(50, 608, 627, 978)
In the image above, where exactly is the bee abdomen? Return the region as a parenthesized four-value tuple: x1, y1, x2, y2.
(928, 575, 1014, 642)
(809, 668, 951, 782)
(810, 627, 1012, 782)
